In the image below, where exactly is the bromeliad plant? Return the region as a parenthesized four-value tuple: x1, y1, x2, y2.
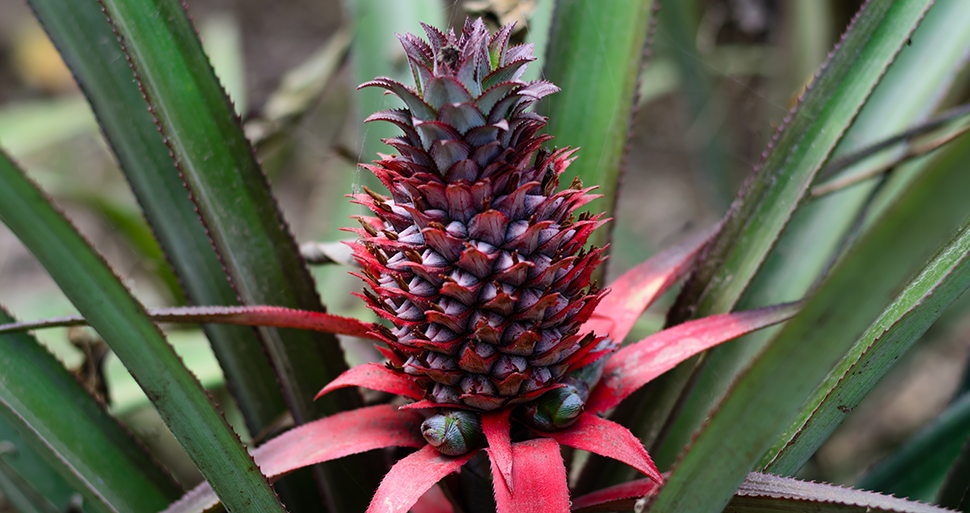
(3, 1, 970, 513)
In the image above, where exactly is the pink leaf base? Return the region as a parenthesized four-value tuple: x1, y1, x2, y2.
(489, 439, 570, 513)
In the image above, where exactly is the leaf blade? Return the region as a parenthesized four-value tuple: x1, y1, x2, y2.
(649, 93, 970, 513)
(0, 306, 181, 513)
(539, 0, 657, 256)
(0, 151, 284, 513)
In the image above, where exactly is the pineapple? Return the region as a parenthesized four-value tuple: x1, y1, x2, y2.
(350, 18, 611, 414)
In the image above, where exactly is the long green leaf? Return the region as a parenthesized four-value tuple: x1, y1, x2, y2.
(648, 117, 970, 513)
(856, 392, 970, 502)
(0, 151, 284, 512)
(25, 0, 290, 439)
(95, 0, 385, 506)
(659, 0, 970, 470)
(98, 0, 353, 425)
(0, 307, 175, 513)
(936, 432, 970, 509)
(667, 0, 932, 321)
(612, 0, 935, 481)
(660, 0, 970, 470)
(0, 430, 77, 513)
(763, 200, 970, 474)
(539, 0, 656, 256)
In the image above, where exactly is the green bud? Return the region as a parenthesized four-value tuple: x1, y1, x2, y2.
(521, 378, 590, 431)
(421, 409, 483, 456)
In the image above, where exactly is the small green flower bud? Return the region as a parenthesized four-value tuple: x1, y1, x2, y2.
(521, 378, 590, 431)
(421, 409, 483, 456)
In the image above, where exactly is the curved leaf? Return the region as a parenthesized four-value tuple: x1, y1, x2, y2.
(659, 0, 970, 473)
(586, 303, 799, 414)
(651, 57, 970, 513)
(764, 212, 970, 474)
(538, 413, 661, 484)
(0, 152, 281, 511)
(489, 439, 569, 513)
(24, 0, 293, 446)
(482, 409, 513, 492)
(316, 363, 424, 400)
(97, 0, 355, 425)
(165, 405, 427, 513)
(368, 445, 475, 513)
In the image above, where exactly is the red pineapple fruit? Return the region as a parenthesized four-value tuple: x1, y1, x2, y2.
(349, 18, 612, 414)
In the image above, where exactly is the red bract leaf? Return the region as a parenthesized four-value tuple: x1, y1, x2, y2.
(581, 226, 715, 342)
(0, 305, 381, 339)
(482, 408, 513, 492)
(411, 484, 454, 513)
(537, 413, 662, 485)
(163, 405, 426, 513)
(316, 362, 423, 400)
(586, 302, 800, 414)
(489, 439, 569, 513)
(367, 445, 475, 513)
(571, 478, 660, 512)
(399, 399, 470, 410)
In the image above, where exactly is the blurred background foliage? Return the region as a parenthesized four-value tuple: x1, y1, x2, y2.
(0, 0, 969, 509)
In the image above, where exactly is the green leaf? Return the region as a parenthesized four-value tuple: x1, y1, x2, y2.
(97, 0, 353, 425)
(0, 304, 180, 513)
(936, 427, 970, 509)
(667, 0, 932, 322)
(0, 151, 284, 513)
(762, 175, 970, 474)
(94, 0, 388, 506)
(538, 0, 657, 256)
(0, 434, 77, 513)
(856, 392, 970, 502)
(647, 105, 970, 513)
(26, 0, 290, 443)
(619, 0, 938, 482)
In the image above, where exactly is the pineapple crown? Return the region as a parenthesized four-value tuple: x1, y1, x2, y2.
(358, 17, 561, 182)
(348, 18, 613, 414)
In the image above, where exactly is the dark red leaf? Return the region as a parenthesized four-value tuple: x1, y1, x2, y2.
(586, 303, 799, 414)
(367, 445, 476, 513)
(537, 413, 661, 485)
(489, 439, 569, 513)
(0, 305, 380, 340)
(571, 478, 659, 512)
(482, 408, 513, 492)
(316, 363, 424, 400)
(580, 226, 716, 342)
(399, 399, 475, 410)
(163, 405, 426, 513)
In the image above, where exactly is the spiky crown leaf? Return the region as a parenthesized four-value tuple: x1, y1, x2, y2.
(349, 18, 613, 412)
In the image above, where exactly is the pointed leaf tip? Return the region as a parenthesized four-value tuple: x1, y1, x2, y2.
(316, 362, 423, 400)
(538, 413, 662, 485)
(586, 302, 800, 414)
